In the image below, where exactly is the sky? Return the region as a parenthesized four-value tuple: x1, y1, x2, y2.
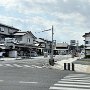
(0, 0, 90, 45)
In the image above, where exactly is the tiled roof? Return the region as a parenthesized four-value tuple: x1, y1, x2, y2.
(14, 32, 26, 35)
(83, 32, 90, 37)
(14, 31, 36, 39)
(36, 38, 45, 43)
(56, 43, 68, 47)
(0, 23, 19, 31)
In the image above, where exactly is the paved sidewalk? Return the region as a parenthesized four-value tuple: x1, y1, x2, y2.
(0, 57, 22, 61)
(51, 57, 79, 70)
(0, 55, 71, 61)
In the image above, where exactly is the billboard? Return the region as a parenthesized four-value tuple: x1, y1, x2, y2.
(70, 40, 76, 45)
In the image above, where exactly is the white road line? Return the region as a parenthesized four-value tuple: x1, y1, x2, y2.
(64, 76, 90, 79)
(23, 65, 31, 67)
(63, 77, 90, 80)
(61, 79, 90, 82)
(65, 75, 90, 78)
(58, 81, 90, 85)
(0, 80, 4, 82)
(31, 65, 42, 68)
(50, 74, 90, 90)
(69, 74, 88, 76)
(49, 86, 90, 90)
(67, 74, 90, 77)
(19, 81, 38, 84)
(54, 83, 90, 88)
(13, 64, 23, 67)
(5, 64, 13, 67)
(23, 65, 34, 68)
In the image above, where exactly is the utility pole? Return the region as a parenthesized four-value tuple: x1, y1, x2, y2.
(49, 25, 54, 66)
(51, 26, 54, 60)
(76, 40, 79, 51)
(35, 26, 55, 66)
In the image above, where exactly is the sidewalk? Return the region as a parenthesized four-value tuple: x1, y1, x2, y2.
(0, 55, 71, 61)
(0, 57, 22, 61)
(73, 58, 90, 73)
(51, 55, 90, 73)
(51, 57, 79, 70)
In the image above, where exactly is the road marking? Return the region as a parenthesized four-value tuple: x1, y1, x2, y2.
(31, 65, 42, 68)
(13, 64, 23, 67)
(23, 65, 34, 68)
(23, 65, 31, 67)
(49, 86, 90, 90)
(58, 81, 90, 85)
(64, 76, 90, 79)
(49, 74, 90, 90)
(0, 80, 4, 82)
(62, 77, 90, 80)
(19, 81, 38, 84)
(5, 64, 13, 67)
(61, 79, 90, 82)
(66, 74, 89, 77)
(65, 75, 90, 78)
(54, 83, 90, 88)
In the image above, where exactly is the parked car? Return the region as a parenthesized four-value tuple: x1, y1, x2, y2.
(0, 52, 5, 57)
(31, 51, 38, 57)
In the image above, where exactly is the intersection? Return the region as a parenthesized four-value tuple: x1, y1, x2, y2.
(0, 55, 89, 90)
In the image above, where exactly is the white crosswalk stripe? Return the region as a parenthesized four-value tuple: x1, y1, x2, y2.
(49, 74, 90, 90)
(13, 64, 23, 67)
(23, 65, 34, 68)
(5, 64, 14, 67)
(0, 64, 43, 69)
(31, 65, 42, 68)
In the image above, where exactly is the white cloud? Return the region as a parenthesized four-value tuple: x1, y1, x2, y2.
(0, 0, 20, 8)
(0, 0, 90, 44)
(63, 0, 68, 3)
(25, 0, 57, 4)
(51, 12, 85, 23)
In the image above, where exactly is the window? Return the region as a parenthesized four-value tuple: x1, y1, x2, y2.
(85, 41, 90, 44)
(85, 41, 88, 44)
(27, 38, 30, 43)
(8, 29, 13, 34)
(0, 27, 4, 32)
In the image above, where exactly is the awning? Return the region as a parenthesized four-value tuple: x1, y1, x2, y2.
(0, 46, 6, 49)
(86, 47, 90, 49)
(54, 49, 68, 50)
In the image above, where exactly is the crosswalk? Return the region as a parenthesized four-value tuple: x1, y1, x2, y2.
(49, 74, 90, 90)
(0, 63, 45, 69)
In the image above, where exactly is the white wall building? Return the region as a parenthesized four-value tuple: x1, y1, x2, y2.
(83, 32, 90, 58)
(54, 42, 69, 55)
(14, 31, 36, 45)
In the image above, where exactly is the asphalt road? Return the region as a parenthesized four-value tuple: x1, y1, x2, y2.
(0, 62, 77, 90)
(0, 55, 88, 90)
